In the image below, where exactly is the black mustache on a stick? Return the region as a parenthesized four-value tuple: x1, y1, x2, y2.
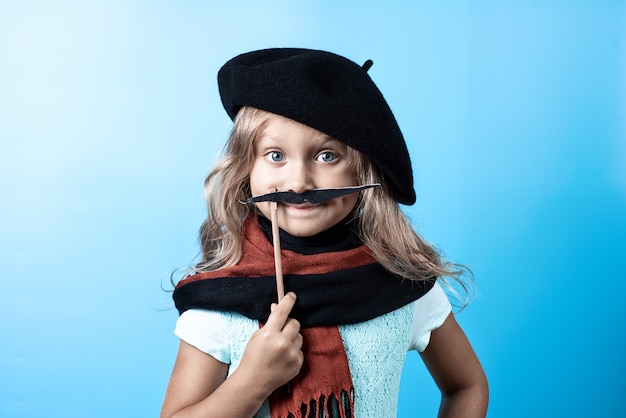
(242, 184, 380, 205)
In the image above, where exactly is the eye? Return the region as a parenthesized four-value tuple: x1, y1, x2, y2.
(317, 151, 338, 163)
(265, 151, 284, 162)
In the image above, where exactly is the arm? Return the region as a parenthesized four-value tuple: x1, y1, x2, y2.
(419, 313, 489, 418)
(160, 293, 303, 418)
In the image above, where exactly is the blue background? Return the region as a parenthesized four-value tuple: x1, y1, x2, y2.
(1, 1, 624, 417)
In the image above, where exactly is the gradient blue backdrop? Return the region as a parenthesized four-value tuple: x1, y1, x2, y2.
(1, 1, 624, 417)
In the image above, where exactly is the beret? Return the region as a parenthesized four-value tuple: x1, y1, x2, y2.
(218, 47, 415, 205)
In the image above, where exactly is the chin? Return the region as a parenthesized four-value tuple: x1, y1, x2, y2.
(281, 222, 329, 237)
(283, 227, 319, 237)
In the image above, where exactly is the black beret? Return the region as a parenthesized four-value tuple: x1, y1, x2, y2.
(218, 48, 415, 205)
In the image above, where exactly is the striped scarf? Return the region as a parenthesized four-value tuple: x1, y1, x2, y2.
(173, 216, 434, 417)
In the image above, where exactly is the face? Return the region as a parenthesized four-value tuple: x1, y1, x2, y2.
(249, 113, 358, 237)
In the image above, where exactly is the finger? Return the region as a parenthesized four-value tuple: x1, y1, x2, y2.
(281, 318, 300, 336)
(281, 318, 301, 335)
(265, 292, 297, 330)
(293, 331, 304, 350)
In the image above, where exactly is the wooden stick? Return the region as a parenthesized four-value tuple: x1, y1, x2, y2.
(271, 201, 292, 394)
(270, 201, 285, 301)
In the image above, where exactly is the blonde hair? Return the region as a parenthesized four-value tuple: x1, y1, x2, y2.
(191, 106, 471, 306)
(347, 146, 472, 307)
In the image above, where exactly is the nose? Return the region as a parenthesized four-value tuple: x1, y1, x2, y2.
(286, 160, 314, 193)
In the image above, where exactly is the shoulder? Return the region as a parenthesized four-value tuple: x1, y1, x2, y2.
(174, 309, 261, 364)
(409, 281, 452, 352)
(174, 310, 231, 362)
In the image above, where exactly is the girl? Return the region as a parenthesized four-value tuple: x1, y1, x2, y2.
(161, 48, 488, 418)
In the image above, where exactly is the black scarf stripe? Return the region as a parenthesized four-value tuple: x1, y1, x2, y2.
(173, 263, 435, 328)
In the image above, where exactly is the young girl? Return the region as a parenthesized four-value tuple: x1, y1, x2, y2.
(161, 48, 488, 418)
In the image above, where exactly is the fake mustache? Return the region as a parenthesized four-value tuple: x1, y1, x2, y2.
(241, 184, 380, 205)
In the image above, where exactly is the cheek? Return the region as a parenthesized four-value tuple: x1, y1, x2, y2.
(248, 176, 259, 196)
(335, 165, 358, 186)
(248, 163, 266, 196)
(254, 201, 272, 220)
(338, 194, 359, 216)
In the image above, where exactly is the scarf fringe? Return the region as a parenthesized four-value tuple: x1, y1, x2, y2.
(282, 389, 354, 418)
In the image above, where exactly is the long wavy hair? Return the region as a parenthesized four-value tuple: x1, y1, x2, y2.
(188, 106, 472, 306)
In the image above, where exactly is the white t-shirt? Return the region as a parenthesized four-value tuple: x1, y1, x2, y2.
(174, 282, 451, 417)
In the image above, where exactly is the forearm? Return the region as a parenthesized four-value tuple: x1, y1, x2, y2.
(438, 385, 489, 418)
(164, 369, 270, 418)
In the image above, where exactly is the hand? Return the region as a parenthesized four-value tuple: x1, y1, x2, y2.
(236, 292, 303, 398)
